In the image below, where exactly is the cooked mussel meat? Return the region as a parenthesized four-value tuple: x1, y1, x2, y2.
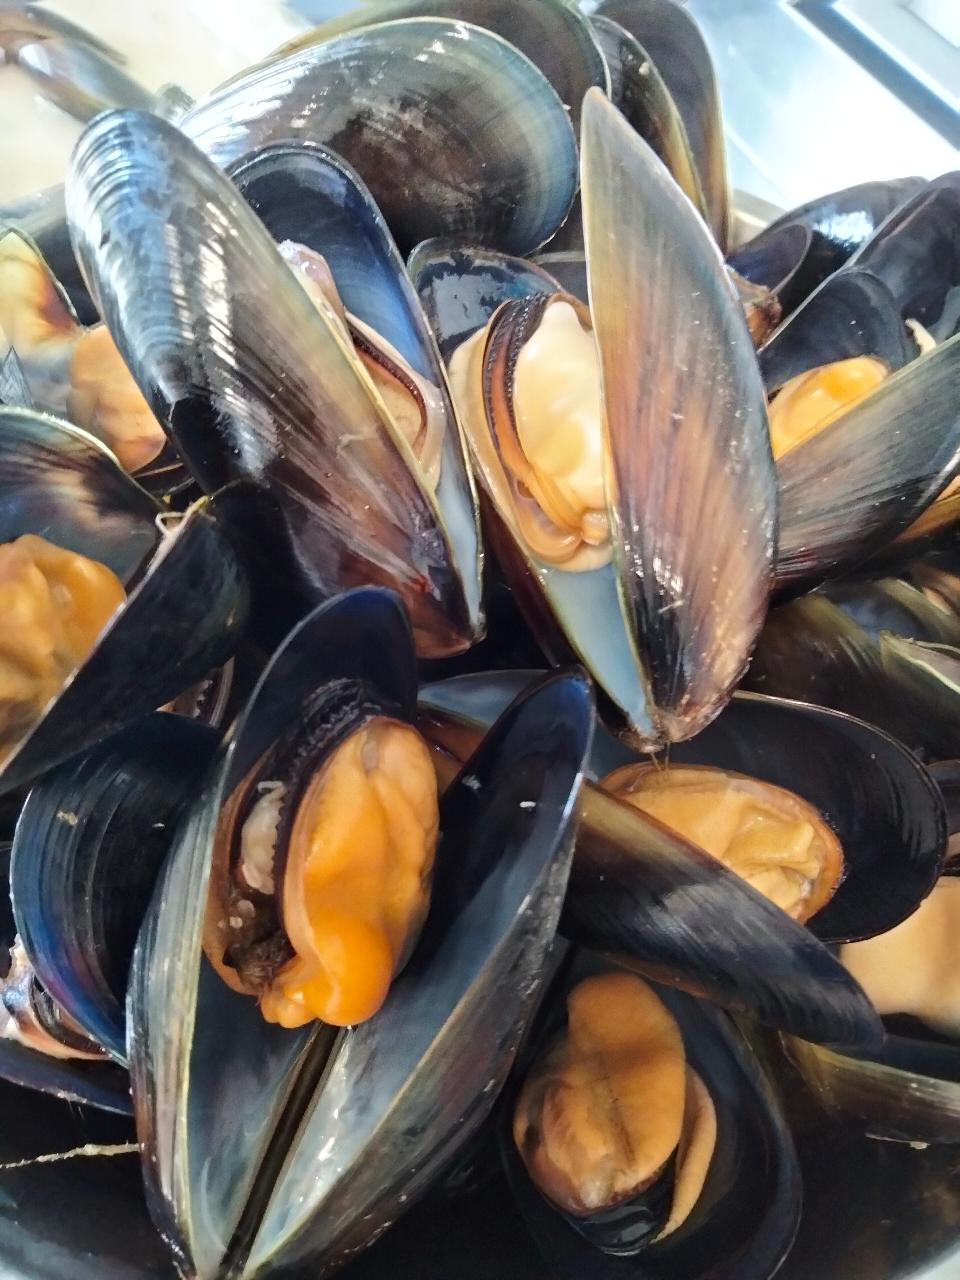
(514, 971, 716, 1254)
(0, 533, 125, 763)
(280, 241, 444, 490)
(204, 683, 439, 1028)
(601, 763, 843, 921)
(450, 292, 607, 570)
(767, 355, 889, 460)
(840, 877, 960, 1038)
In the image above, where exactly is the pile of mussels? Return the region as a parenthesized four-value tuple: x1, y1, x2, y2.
(1, 1, 960, 1277)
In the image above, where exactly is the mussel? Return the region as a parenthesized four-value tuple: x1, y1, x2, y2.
(448, 89, 775, 747)
(68, 109, 482, 658)
(504, 957, 801, 1280)
(788, 867, 960, 1145)
(0, 407, 247, 795)
(128, 590, 594, 1278)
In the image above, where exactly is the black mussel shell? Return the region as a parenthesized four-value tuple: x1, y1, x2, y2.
(759, 268, 913, 394)
(411, 242, 559, 361)
(589, 0, 729, 248)
(786, 1029, 960, 1146)
(589, 16, 706, 225)
(419, 670, 884, 1051)
(129, 591, 592, 1278)
(0, 406, 158, 582)
(11, 713, 219, 1060)
(775, 334, 960, 595)
(0, 843, 131, 1113)
(69, 109, 478, 657)
(739, 176, 925, 299)
(503, 959, 801, 1280)
(646, 692, 947, 944)
(727, 222, 812, 325)
(845, 173, 960, 342)
(182, 19, 578, 258)
(823, 577, 960, 647)
(241, 669, 593, 1278)
(227, 139, 483, 631)
(275, 0, 609, 130)
(1, 486, 249, 796)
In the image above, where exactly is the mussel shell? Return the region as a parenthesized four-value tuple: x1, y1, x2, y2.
(69, 109, 478, 657)
(744, 592, 959, 761)
(242, 669, 593, 1277)
(879, 635, 960, 763)
(823, 577, 960, 647)
(128, 590, 422, 1277)
(0, 405, 158, 580)
(588, 0, 729, 248)
(0, 185, 97, 324)
(742, 176, 926, 295)
(0, 843, 131, 1113)
(424, 670, 946, 943)
(775, 334, 960, 594)
(227, 140, 483, 625)
(0, 488, 250, 796)
(641, 692, 947, 945)
(419, 671, 884, 1050)
(273, 0, 609, 130)
(582, 90, 775, 745)
(589, 16, 706, 223)
(845, 174, 960, 342)
(785, 1031, 960, 1146)
(11, 714, 219, 1060)
(759, 268, 913, 394)
(503, 963, 801, 1280)
(727, 222, 812, 325)
(183, 19, 578, 258)
(411, 242, 560, 362)
(129, 590, 592, 1278)
(14, 37, 154, 122)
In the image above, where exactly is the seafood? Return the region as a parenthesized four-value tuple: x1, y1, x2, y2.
(601, 763, 843, 921)
(3, 5, 960, 1278)
(0, 408, 248, 794)
(68, 111, 482, 657)
(513, 972, 716, 1250)
(504, 958, 801, 1280)
(128, 592, 594, 1277)
(449, 89, 775, 748)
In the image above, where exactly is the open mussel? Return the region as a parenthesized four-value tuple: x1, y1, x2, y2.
(504, 957, 800, 1279)
(0, 225, 176, 482)
(128, 590, 594, 1278)
(731, 175, 925, 320)
(0, 408, 248, 795)
(10, 713, 218, 1060)
(746, 586, 960, 762)
(449, 90, 775, 748)
(0, 842, 130, 1113)
(226, 139, 483, 634)
(755, 171, 960, 592)
(788, 867, 960, 1145)
(68, 108, 481, 658)
(420, 669, 885, 1050)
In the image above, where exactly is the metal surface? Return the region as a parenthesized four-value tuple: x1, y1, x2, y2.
(688, 0, 958, 209)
